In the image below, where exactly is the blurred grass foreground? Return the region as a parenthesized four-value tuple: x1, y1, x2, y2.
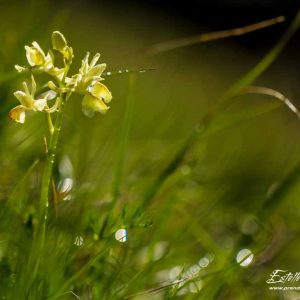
(1, 1, 300, 299)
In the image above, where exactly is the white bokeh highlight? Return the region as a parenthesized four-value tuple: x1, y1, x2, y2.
(115, 228, 127, 243)
(236, 248, 254, 267)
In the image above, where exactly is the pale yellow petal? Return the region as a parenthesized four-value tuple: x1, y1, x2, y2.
(90, 53, 100, 67)
(86, 64, 106, 78)
(25, 44, 45, 66)
(14, 91, 33, 108)
(62, 46, 74, 62)
(47, 81, 59, 92)
(90, 82, 112, 103)
(31, 42, 46, 57)
(44, 53, 54, 69)
(33, 97, 47, 111)
(31, 75, 36, 96)
(79, 52, 90, 74)
(22, 81, 30, 96)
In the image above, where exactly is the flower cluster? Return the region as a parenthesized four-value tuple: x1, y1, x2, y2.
(9, 31, 112, 124)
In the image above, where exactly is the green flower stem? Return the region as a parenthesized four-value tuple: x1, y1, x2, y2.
(46, 112, 54, 135)
(40, 94, 65, 219)
(38, 93, 68, 254)
(40, 61, 71, 218)
(28, 93, 67, 290)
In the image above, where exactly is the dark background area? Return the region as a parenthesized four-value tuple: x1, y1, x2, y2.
(83, 0, 300, 51)
(107, 0, 299, 24)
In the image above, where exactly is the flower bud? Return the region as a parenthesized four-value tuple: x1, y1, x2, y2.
(52, 31, 68, 52)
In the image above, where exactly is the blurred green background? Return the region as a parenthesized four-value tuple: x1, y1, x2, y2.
(0, 0, 300, 299)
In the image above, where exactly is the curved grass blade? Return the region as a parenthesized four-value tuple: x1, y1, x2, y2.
(241, 85, 300, 118)
(100, 73, 137, 237)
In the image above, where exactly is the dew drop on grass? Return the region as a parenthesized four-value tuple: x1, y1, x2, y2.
(236, 248, 254, 267)
(115, 228, 127, 242)
(169, 266, 183, 280)
(58, 178, 73, 192)
(198, 257, 210, 268)
(189, 264, 201, 276)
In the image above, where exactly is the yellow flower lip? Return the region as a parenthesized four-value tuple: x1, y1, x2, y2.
(82, 95, 109, 118)
(81, 82, 112, 117)
(9, 105, 27, 123)
(90, 82, 112, 103)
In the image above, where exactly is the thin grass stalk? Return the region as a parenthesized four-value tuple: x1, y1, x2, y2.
(101, 73, 136, 235)
(143, 16, 285, 55)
